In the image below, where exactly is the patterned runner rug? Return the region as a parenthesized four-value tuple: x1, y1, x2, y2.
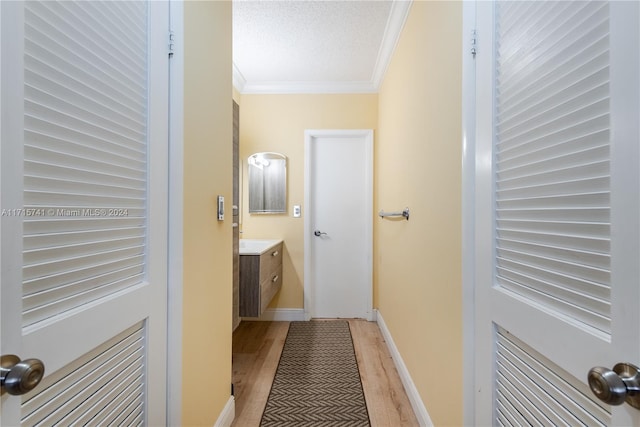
(260, 321, 371, 427)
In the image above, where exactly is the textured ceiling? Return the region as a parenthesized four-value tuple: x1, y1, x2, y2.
(233, 1, 412, 94)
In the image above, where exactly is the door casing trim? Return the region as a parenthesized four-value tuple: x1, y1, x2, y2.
(167, 0, 184, 425)
(461, 1, 477, 425)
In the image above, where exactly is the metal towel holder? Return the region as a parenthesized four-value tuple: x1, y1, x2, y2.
(378, 207, 410, 221)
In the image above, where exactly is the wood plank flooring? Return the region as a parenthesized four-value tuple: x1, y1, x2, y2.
(231, 319, 419, 427)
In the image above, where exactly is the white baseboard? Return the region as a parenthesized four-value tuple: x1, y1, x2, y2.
(242, 308, 306, 322)
(375, 309, 433, 427)
(213, 396, 235, 427)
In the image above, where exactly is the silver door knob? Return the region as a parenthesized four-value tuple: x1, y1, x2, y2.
(313, 230, 327, 237)
(588, 363, 640, 409)
(1, 354, 45, 396)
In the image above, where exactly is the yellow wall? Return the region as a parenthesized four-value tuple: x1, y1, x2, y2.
(183, 1, 233, 425)
(376, 2, 463, 426)
(239, 94, 378, 309)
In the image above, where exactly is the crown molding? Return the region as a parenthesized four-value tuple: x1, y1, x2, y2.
(238, 80, 378, 95)
(371, 0, 413, 90)
(232, 62, 247, 93)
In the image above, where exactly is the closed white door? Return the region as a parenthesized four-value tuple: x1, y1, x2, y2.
(1, 1, 169, 425)
(474, 1, 639, 425)
(304, 130, 373, 320)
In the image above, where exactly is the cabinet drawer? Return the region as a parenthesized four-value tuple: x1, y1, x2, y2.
(260, 265, 282, 314)
(259, 243, 282, 284)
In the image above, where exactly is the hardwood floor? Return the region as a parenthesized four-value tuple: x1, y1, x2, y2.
(231, 319, 419, 426)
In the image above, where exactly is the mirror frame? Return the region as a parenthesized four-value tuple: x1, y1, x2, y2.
(247, 152, 287, 214)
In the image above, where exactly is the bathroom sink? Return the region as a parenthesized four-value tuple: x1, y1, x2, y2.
(239, 239, 283, 255)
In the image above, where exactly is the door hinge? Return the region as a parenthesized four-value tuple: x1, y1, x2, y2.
(470, 29, 477, 57)
(168, 30, 176, 57)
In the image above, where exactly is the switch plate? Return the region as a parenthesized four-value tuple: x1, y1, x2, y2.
(293, 205, 301, 218)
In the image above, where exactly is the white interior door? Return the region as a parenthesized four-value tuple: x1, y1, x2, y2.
(474, 1, 640, 425)
(304, 130, 373, 320)
(1, 1, 169, 425)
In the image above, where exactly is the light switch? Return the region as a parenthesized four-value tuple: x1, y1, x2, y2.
(293, 205, 301, 218)
(217, 196, 224, 221)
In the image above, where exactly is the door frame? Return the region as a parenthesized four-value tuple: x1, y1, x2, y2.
(461, 1, 477, 426)
(303, 129, 374, 321)
(167, 1, 184, 425)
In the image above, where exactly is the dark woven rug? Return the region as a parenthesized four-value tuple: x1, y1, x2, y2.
(260, 321, 371, 427)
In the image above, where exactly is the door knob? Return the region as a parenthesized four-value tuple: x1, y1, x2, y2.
(313, 230, 327, 237)
(588, 363, 640, 409)
(1, 354, 45, 396)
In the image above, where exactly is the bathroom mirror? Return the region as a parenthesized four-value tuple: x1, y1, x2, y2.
(248, 152, 287, 214)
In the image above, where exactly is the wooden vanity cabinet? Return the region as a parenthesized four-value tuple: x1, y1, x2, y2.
(239, 242, 283, 317)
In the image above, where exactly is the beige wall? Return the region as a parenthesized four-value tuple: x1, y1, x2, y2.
(376, 2, 463, 426)
(239, 94, 378, 309)
(183, 1, 233, 425)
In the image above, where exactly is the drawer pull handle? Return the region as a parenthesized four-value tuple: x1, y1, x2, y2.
(272, 275, 279, 283)
(271, 250, 279, 257)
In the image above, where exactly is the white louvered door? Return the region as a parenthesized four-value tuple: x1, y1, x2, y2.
(1, 1, 169, 425)
(474, 1, 639, 425)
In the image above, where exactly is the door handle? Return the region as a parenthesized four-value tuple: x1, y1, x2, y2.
(588, 363, 640, 409)
(1, 354, 45, 396)
(313, 230, 327, 237)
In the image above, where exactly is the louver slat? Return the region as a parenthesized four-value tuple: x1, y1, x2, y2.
(22, 0, 148, 328)
(23, 273, 144, 326)
(24, 143, 146, 176)
(496, 328, 610, 426)
(21, 323, 146, 426)
(23, 255, 144, 294)
(495, 1, 611, 335)
(25, 3, 147, 105)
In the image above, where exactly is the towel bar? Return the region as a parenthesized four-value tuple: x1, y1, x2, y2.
(378, 207, 410, 221)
